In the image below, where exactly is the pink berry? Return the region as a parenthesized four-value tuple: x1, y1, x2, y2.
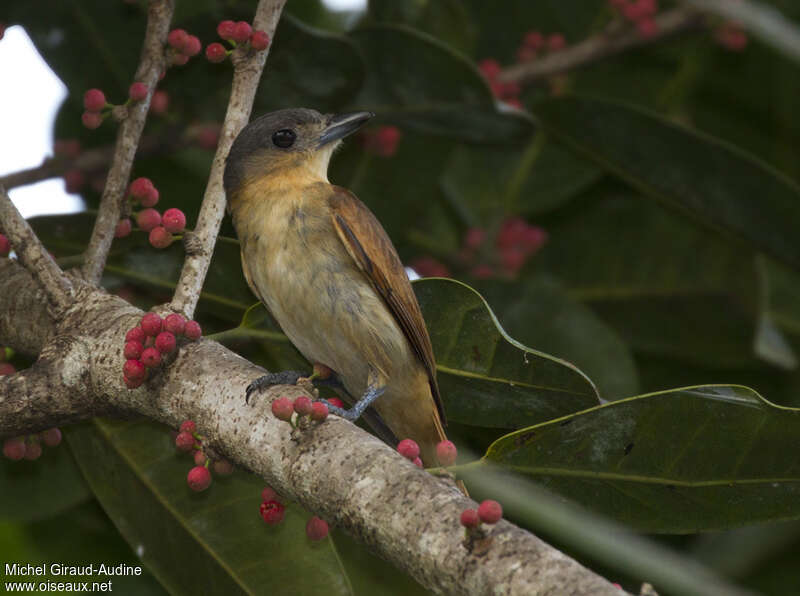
(293, 396, 313, 416)
(232, 21, 252, 44)
(194, 450, 207, 465)
(250, 30, 270, 51)
(412, 457, 423, 468)
(123, 340, 144, 360)
(460, 508, 480, 528)
(150, 90, 169, 114)
(175, 431, 195, 452)
(184, 320, 202, 340)
(259, 500, 285, 525)
(636, 18, 659, 38)
(167, 29, 188, 50)
(217, 20, 236, 40)
(194, 124, 220, 149)
(180, 420, 196, 434)
(261, 486, 278, 502)
(126, 326, 146, 344)
(327, 397, 344, 408)
(205, 42, 227, 63)
(0, 234, 10, 257)
(464, 227, 485, 250)
(183, 35, 201, 57)
(149, 226, 173, 249)
(129, 177, 158, 205)
(477, 499, 503, 524)
(83, 88, 106, 112)
(187, 465, 212, 491)
(213, 459, 234, 475)
(0, 362, 15, 375)
(547, 33, 566, 52)
(115, 218, 133, 238)
(155, 331, 176, 354)
(310, 401, 329, 422)
(163, 313, 186, 336)
(123, 358, 146, 381)
(40, 428, 62, 447)
(306, 516, 329, 541)
(171, 53, 189, 66)
(63, 169, 85, 193)
(129, 82, 148, 101)
(140, 347, 161, 368)
(478, 58, 501, 80)
(162, 208, 186, 233)
(124, 375, 144, 389)
(372, 126, 401, 157)
(3, 437, 26, 461)
(136, 208, 161, 232)
(140, 312, 163, 336)
(435, 440, 458, 467)
(81, 111, 103, 129)
(24, 440, 42, 461)
(523, 31, 544, 50)
(397, 438, 420, 461)
(271, 396, 294, 421)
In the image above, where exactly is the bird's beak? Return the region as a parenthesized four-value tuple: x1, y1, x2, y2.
(318, 111, 374, 147)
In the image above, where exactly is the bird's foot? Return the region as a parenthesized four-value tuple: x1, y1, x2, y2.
(245, 370, 305, 404)
(318, 385, 385, 421)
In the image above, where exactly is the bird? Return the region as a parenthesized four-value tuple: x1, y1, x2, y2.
(223, 108, 451, 468)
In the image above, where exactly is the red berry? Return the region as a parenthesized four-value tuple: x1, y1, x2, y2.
(372, 126, 401, 157)
(155, 331, 176, 354)
(136, 208, 161, 232)
(83, 88, 106, 112)
(261, 486, 278, 502)
(464, 227, 485, 250)
(516, 46, 537, 63)
(163, 313, 186, 336)
(126, 326, 146, 344)
(150, 90, 169, 114)
(0, 234, 9, 257)
(327, 397, 344, 408)
(180, 420, 196, 434)
(205, 42, 227, 63)
(187, 465, 212, 491)
(217, 20, 236, 40)
(140, 347, 161, 368)
(213, 459, 234, 475)
(435, 440, 458, 467)
(183, 35, 201, 57)
(478, 58, 501, 80)
(124, 375, 144, 389)
(523, 31, 544, 50)
(54, 139, 81, 157)
(194, 450, 207, 465)
(477, 499, 503, 524)
(24, 440, 42, 461)
(397, 438, 420, 461)
(184, 320, 202, 340)
(547, 33, 566, 52)
(194, 124, 221, 149)
(171, 53, 190, 66)
(636, 18, 659, 38)
(129, 177, 159, 206)
(162, 208, 186, 233)
(460, 508, 480, 528)
(271, 396, 294, 421)
(63, 171, 87, 196)
(128, 82, 148, 101)
(0, 362, 15, 375)
(123, 340, 144, 360)
(81, 111, 103, 129)
(310, 401, 329, 422)
(412, 457, 423, 468)
(167, 29, 188, 50)
(232, 21, 252, 44)
(149, 226, 173, 249)
(40, 428, 62, 447)
(140, 312, 163, 336)
(306, 516, 329, 541)
(3, 437, 26, 461)
(175, 431, 195, 452)
(293, 396, 313, 416)
(115, 218, 133, 238)
(250, 30, 270, 51)
(259, 500, 285, 525)
(501, 247, 526, 274)
(123, 358, 146, 381)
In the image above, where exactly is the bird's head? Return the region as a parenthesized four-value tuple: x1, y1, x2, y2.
(223, 108, 373, 202)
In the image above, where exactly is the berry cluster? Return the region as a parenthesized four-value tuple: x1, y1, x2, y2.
(3, 428, 62, 461)
(0, 233, 10, 258)
(166, 29, 202, 67)
(460, 499, 503, 532)
(361, 126, 402, 157)
(259, 486, 286, 525)
(715, 22, 748, 52)
(175, 420, 233, 492)
(515, 31, 567, 64)
(81, 79, 162, 130)
(397, 438, 423, 468)
(271, 395, 329, 427)
(122, 312, 202, 389)
(608, 0, 660, 38)
(478, 59, 521, 108)
(114, 177, 188, 249)
(206, 20, 270, 64)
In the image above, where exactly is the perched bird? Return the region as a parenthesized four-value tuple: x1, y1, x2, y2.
(223, 108, 449, 467)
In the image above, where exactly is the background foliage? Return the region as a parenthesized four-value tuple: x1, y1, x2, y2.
(2, 1, 800, 594)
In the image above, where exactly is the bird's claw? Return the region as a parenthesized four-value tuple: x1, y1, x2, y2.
(245, 370, 305, 404)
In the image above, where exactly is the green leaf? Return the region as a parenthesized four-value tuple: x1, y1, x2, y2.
(485, 385, 800, 532)
(534, 96, 800, 271)
(350, 24, 534, 142)
(66, 419, 359, 595)
(413, 278, 600, 428)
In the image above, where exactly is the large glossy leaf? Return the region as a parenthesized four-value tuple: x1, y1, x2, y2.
(485, 385, 800, 532)
(413, 278, 600, 428)
(66, 419, 423, 595)
(534, 96, 800, 271)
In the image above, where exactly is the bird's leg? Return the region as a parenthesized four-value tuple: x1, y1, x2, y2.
(319, 367, 386, 422)
(245, 370, 306, 404)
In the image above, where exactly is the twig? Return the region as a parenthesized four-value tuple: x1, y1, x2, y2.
(81, 0, 175, 285)
(0, 185, 73, 310)
(169, 0, 288, 318)
(499, 7, 704, 85)
(682, 0, 800, 62)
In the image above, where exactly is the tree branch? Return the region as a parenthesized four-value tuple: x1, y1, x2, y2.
(499, 7, 704, 85)
(0, 186, 73, 311)
(169, 0, 288, 319)
(81, 0, 175, 285)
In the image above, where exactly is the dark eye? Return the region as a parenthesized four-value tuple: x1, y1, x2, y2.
(272, 129, 296, 148)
